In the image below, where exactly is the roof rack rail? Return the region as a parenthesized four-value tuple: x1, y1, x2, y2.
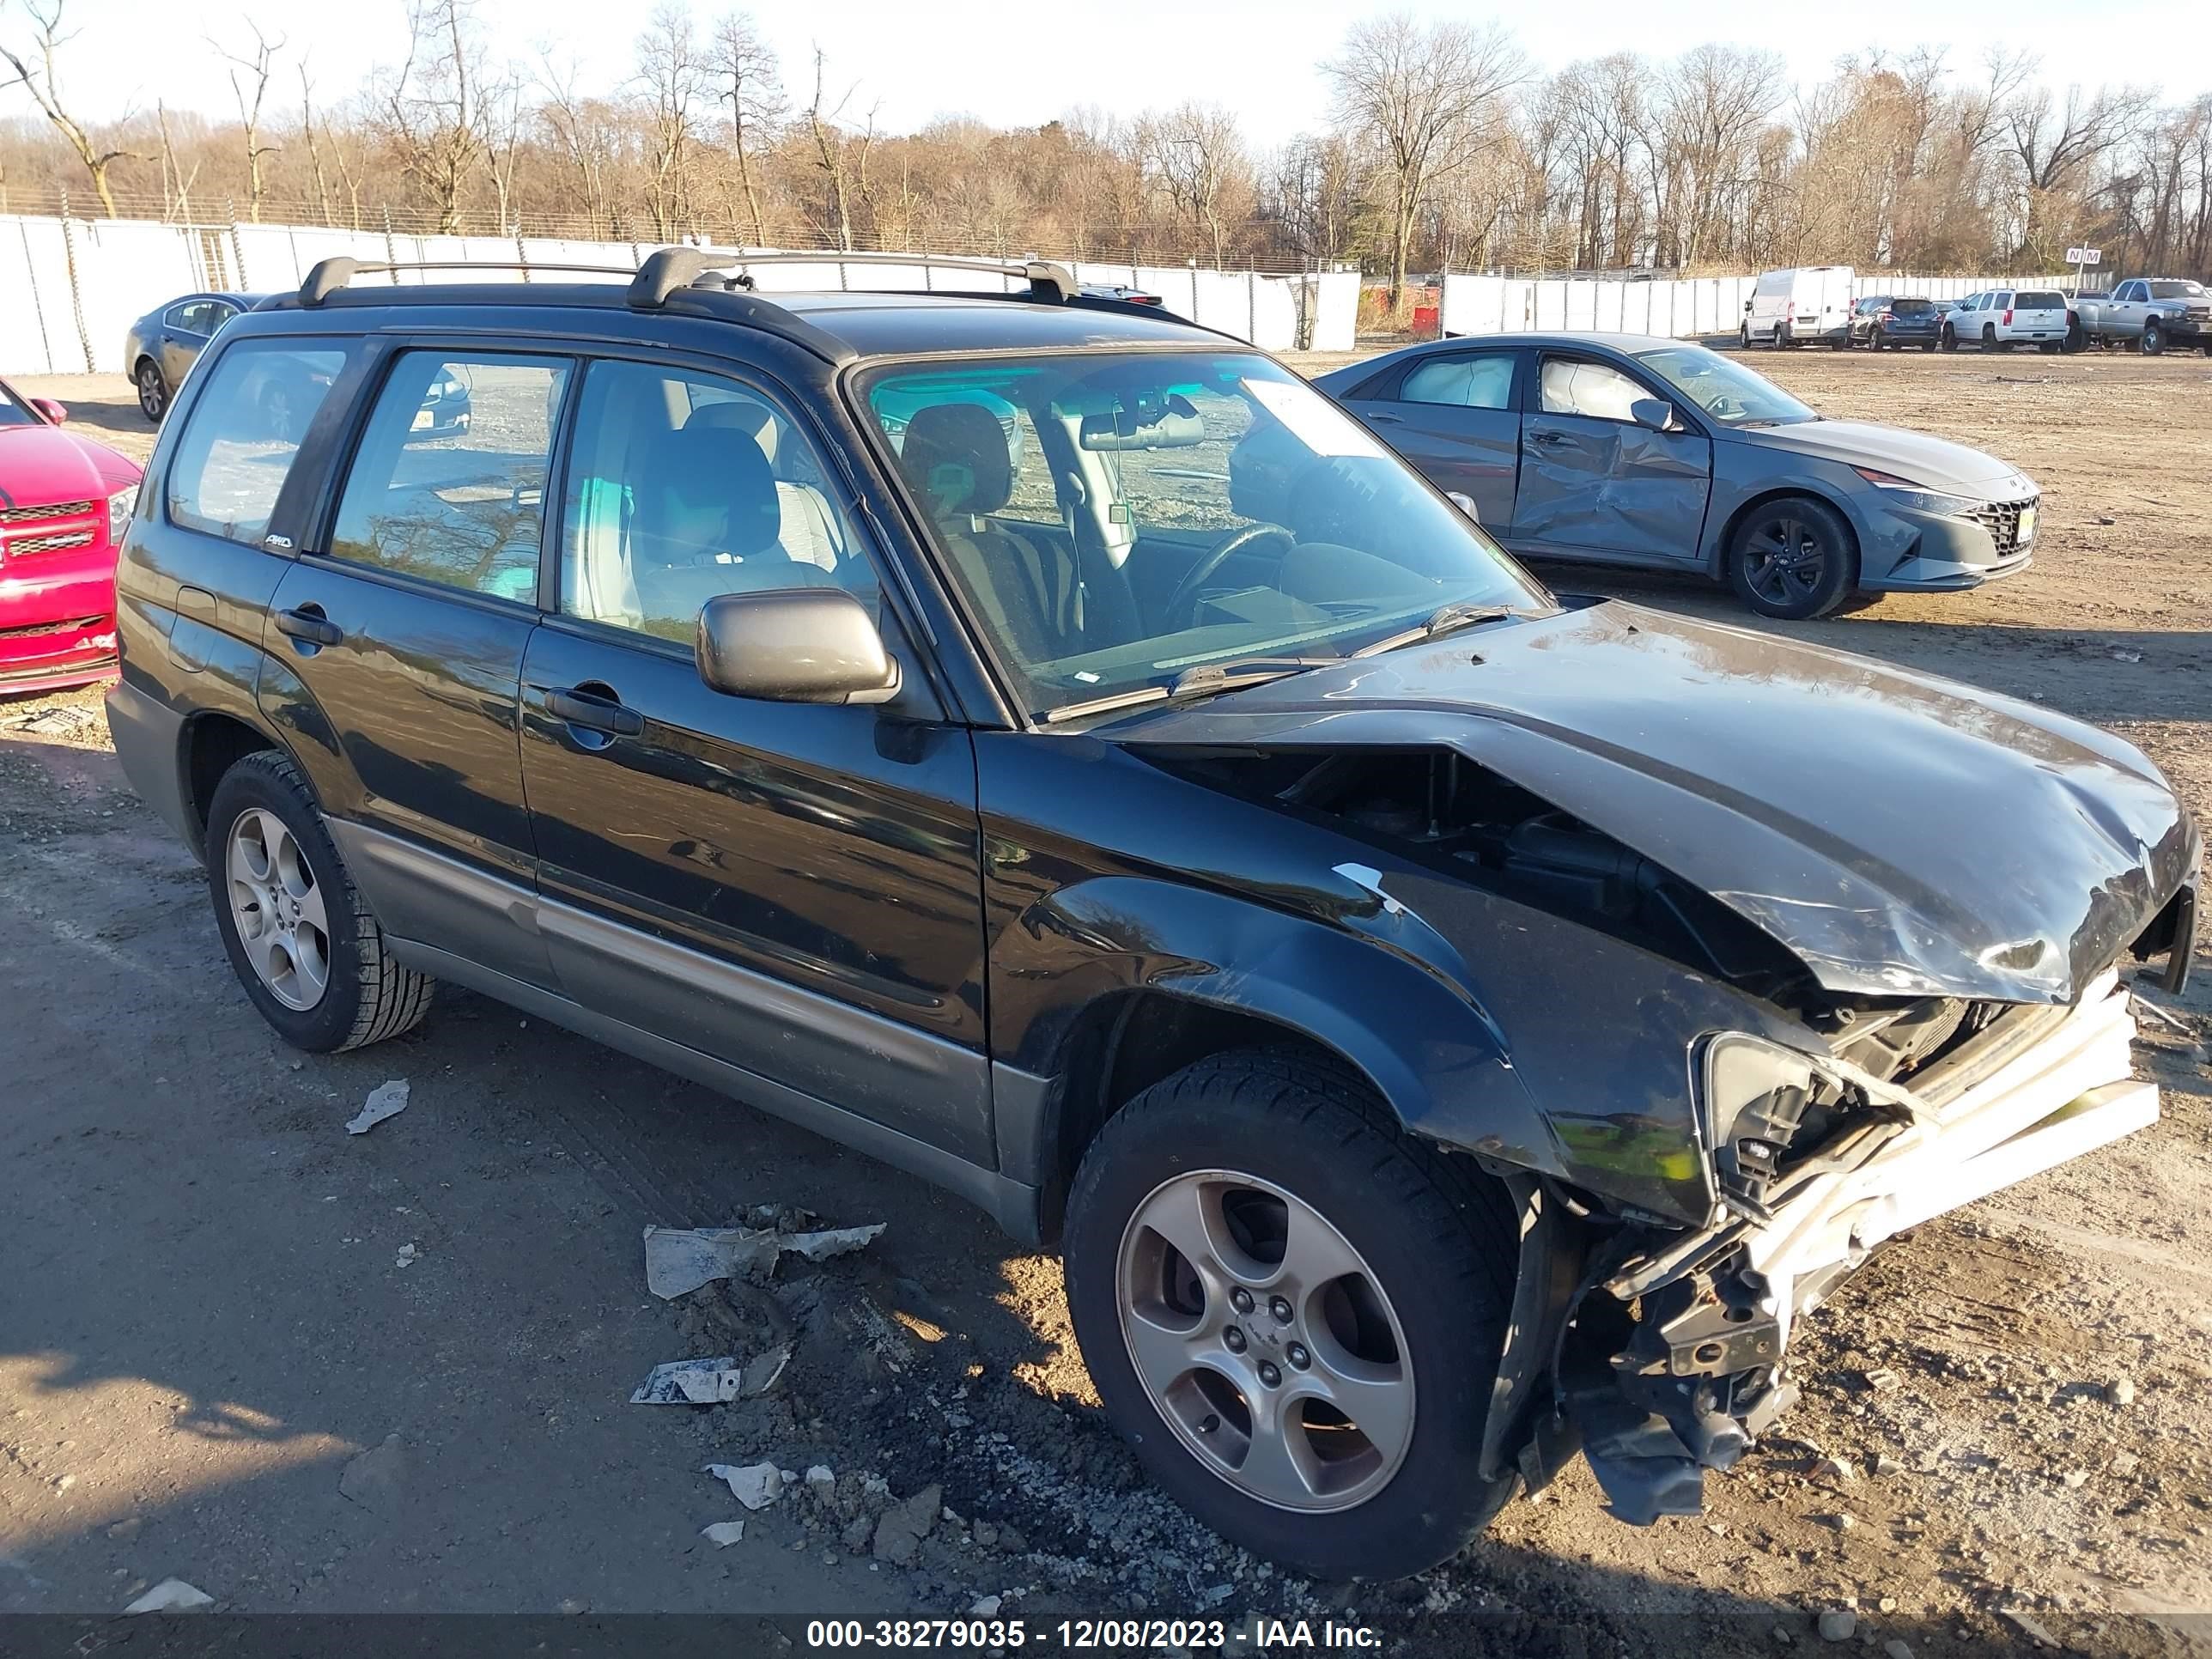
(627, 247, 1081, 308)
(297, 257, 637, 307)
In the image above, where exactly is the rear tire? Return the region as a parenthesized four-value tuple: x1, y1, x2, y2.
(204, 750, 434, 1053)
(1727, 494, 1858, 621)
(135, 359, 169, 423)
(1062, 1049, 1517, 1581)
(1869, 327, 1885, 351)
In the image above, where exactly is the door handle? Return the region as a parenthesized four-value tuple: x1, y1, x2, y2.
(1361, 410, 1404, 425)
(274, 606, 342, 648)
(544, 687, 644, 738)
(1531, 429, 1569, 446)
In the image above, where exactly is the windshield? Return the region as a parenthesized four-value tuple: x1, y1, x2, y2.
(857, 350, 1548, 720)
(0, 380, 35, 428)
(2148, 280, 2207, 299)
(1632, 344, 1817, 427)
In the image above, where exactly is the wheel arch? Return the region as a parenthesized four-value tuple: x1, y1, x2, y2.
(1027, 987, 1405, 1243)
(179, 708, 290, 861)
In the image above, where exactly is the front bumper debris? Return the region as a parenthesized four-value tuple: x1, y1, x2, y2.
(1568, 969, 2154, 1522)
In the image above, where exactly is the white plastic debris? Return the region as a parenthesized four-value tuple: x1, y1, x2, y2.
(631, 1348, 790, 1406)
(643, 1222, 884, 1298)
(701, 1520, 746, 1547)
(346, 1079, 410, 1135)
(125, 1578, 215, 1613)
(703, 1461, 783, 1510)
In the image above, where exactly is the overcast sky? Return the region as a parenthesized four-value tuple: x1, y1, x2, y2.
(27, 0, 2207, 142)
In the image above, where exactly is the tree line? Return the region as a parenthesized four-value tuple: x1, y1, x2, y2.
(3, 0, 2208, 295)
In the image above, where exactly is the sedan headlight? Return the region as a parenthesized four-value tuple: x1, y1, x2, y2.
(107, 483, 140, 546)
(1850, 466, 1980, 519)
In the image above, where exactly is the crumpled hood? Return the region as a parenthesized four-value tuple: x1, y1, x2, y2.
(1112, 602, 2197, 1005)
(1733, 419, 2027, 495)
(0, 422, 140, 506)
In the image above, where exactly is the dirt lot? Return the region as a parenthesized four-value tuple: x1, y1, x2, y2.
(3, 351, 2209, 1655)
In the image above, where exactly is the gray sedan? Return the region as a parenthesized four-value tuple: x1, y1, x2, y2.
(1314, 333, 2039, 619)
(123, 291, 264, 422)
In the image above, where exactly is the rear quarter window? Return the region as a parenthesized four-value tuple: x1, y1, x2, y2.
(164, 341, 349, 545)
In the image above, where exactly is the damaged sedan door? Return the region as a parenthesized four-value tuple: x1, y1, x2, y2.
(1511, 352, 1711, 566)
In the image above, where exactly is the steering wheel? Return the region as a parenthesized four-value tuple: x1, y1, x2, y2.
(1163, 522, 1296, 628)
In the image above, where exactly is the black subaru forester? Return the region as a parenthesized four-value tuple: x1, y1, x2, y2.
(107, 248, 2198, 1578)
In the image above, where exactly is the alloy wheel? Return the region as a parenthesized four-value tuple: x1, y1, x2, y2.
(1741, 511, 1830, 608)
(137, 364, 166, 421)
(225, 807, 331, 1012)
(1115, 1169, 1414, 1514)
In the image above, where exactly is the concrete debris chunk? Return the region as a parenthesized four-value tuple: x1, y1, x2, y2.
(701, 1521, 746, 1547)
(2110, 1450, 2140, 1476)
(1817, 1609, 1857, 1642)
(125, 1578, 215, 1613)
(1999, 1607, 2057, 1648)
(1884, 1643, 1914, 1659)
(871, 1483, 942, 1565)
(631, 1348, 791, 1405)
(1810, 1455, 1856, 1488)
(1861, 1368, 1902, 1393)
(644, 1221, 885, 1298)
(703, 1461, 783, 1510)
(969, 1595, 1003, 1618)
(2106, 1375, 2136, 1407)
(393, 1243, 418, 1268)
(345, 1079, 410, 1135)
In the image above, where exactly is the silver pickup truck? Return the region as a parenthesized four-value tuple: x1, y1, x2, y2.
(2072, 277, 2212, 354)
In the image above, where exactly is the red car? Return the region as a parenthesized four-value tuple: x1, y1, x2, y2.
(0, 378, 143, 695)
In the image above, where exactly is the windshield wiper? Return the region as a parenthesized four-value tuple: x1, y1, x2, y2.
(1042, 656, 1340, 726)
(1351, 602, 1519, 659)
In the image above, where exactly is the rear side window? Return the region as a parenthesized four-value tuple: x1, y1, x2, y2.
(328, 352, 570, 603)
(165, 342, 347, 545)
(1398, 353, 1516, 410)
(2014, 291, 2063, 309)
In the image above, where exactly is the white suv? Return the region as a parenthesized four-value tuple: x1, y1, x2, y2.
(1940, 289, 2069, 353)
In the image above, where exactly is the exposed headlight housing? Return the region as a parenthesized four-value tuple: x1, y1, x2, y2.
(106, 483, 140, 547)
(1698, 1034, 1820, 1216)
(1850, 466, 1979, 519)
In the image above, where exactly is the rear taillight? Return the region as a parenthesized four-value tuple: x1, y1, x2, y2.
(1879, 309, 1893, 322)
(2003, 308, 2014, 325)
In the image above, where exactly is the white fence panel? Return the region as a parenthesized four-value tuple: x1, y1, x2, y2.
(1, 216, 77, 373)
(0, 212, 1358, 370)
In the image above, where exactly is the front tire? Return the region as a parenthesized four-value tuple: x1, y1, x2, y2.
(135, 360, 169, 422)
(1739, 322, 1753, 349)
(1940, 325, 1958, 352)
(2141, 320, 2166, 356)
(1727, 495, 1858, 621)
(1063, 1050, 1516, 1581)
(204, 750, 434, 1052)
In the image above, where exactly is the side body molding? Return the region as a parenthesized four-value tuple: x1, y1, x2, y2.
(325, 822, 1030, 1233)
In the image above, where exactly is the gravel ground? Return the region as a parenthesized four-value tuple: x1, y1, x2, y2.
(2, 352, 2208, 1655)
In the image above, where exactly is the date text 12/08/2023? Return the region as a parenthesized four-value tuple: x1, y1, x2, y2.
(803, 1617, 1387, 1650)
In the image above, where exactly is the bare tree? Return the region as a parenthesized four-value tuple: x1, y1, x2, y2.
(538, 58, 617, 234)
(710, 10, 783, 246)
(296, 65, 334, 224)
(375, 0, 489, 234)
(634, 5, 707, 240)
(1, 0, 143, 216)
(1322, 12, 1526, 301)
(805, 46, 865, 251)
(212, 21, 284, 222)
(155, 100, 199, 222)
(1144, 103, 1249, 267)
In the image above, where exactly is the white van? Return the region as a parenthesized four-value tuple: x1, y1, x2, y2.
(1741, 266, 1856, 349)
